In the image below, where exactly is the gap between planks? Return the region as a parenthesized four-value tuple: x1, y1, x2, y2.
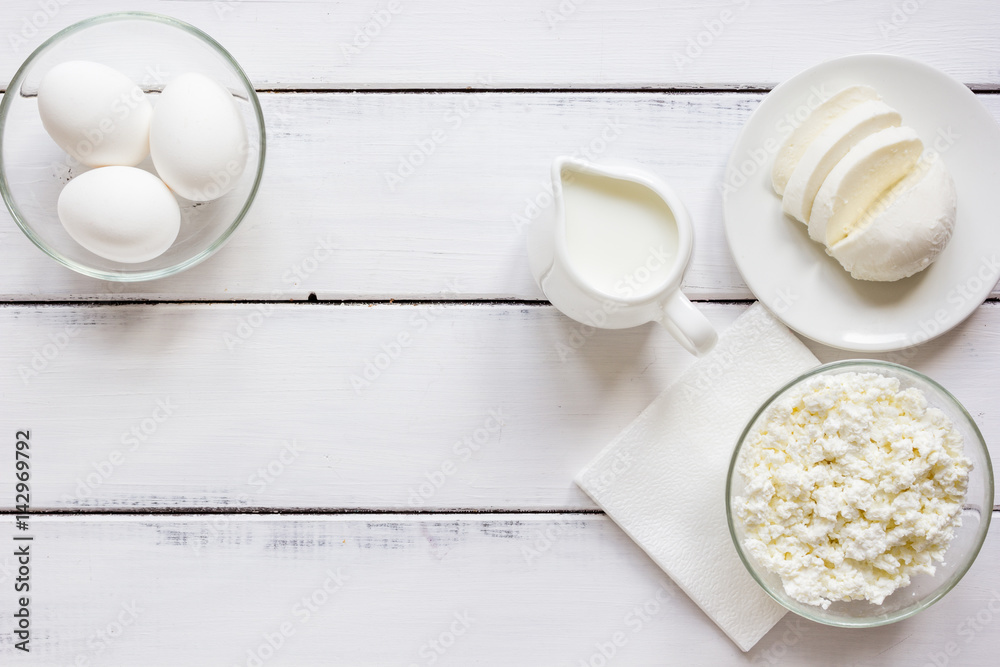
(0, 298, 744, 307)
(0, 509, 608, 520)
(3, 298, 998, 306)
(251, 86, 1000, 94)
(4, 87, 1000, 96)
(2, 508, 997, 516)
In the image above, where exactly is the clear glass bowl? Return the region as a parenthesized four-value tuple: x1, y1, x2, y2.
(0, 12, 265, 281)
(726, 360, 993, 627)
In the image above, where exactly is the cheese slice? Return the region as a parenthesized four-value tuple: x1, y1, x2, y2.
(828, 156, 956, 282)
(782, 101, 901, 224)
(771, 85, 879, 196)
(808, 126, 923, 246)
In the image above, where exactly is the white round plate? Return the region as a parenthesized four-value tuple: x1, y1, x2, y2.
(723, 54, 1000, 352)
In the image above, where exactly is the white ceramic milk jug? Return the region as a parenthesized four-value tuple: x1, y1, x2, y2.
(527, 157, 717, 356)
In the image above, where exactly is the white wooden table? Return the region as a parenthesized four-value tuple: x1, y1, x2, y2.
(2, 2, 999, 665)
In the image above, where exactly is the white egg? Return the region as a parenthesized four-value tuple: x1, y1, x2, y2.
(37, 61, 152, 168)
(57, 167, 181, 264)
(150, 72, 248, 202)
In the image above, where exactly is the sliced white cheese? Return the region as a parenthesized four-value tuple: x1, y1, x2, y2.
(808, 126, 923, 246)
(828, 156, 956, 282)
(782, 100, 901, 224)
(771, 85, 879, 196)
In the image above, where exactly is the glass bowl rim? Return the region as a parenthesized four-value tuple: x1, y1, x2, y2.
(725, 358, 995, 627)
(0, 11, 266, 282)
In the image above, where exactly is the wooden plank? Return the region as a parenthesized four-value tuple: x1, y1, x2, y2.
(2, 91, 999, 301)
(0, 513, 997, 664)
(2, 301, 997, 511)
(1, 1, 998, 89)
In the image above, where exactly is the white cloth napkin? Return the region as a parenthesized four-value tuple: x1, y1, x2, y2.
(576, 303, 820, 651)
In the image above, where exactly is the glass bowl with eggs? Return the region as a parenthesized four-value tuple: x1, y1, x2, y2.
(0, 12, 265, 281)
(726, 360, 993, 627)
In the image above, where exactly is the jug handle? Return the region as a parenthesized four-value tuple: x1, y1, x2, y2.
(657, 290, 718, 356)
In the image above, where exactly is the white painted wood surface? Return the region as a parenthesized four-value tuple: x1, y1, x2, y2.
(2, 91, 999, 301)
(2, 301, 999, 511)
(1, 1, 999, 664)
(1, 515, 999, 667)
(1, 0, 999, 90)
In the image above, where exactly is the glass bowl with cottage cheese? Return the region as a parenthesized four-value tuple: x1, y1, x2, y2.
(727, 360, 993, 627)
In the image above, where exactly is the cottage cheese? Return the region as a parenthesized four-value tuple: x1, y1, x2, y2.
(734, 372, 971, 609)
